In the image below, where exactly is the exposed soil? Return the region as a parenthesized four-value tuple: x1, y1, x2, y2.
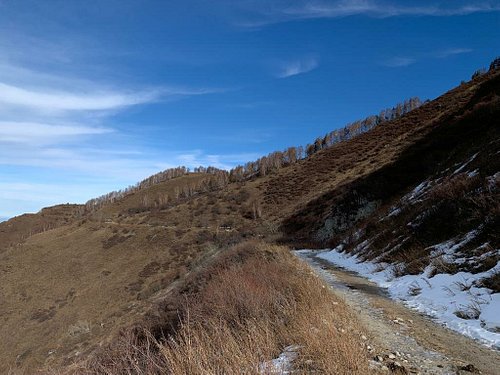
(298, 252, 500, 375)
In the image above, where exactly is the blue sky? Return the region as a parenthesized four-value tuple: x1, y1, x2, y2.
(0, 0, 499, 219)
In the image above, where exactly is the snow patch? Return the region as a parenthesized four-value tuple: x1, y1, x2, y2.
(452, 152, 479, 175)
(259, 345, 300, 374)
(428, 228, 480, 262)
(388, 207, 402, 217)
(400, 176, 441, 205)
(467, 169, 479, 178)
(310, 248, 500, 349)
(487, 172, 499, 190)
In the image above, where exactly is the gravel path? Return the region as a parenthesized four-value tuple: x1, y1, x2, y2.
(297, 251, 500, 375)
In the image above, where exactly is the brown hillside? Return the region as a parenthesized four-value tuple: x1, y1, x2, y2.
(279, 69, 500, 243)
(263, 70, 500, 230)
(0, 204, 84, 252)
(0, 175, 261, 373)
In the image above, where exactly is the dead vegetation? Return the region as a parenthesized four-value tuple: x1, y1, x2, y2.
(280, 70, 500, 244)
(64, 242, 370, 374)
(479, 271, 500, 293)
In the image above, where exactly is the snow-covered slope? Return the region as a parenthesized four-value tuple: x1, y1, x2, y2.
(310, 247, 500, 348)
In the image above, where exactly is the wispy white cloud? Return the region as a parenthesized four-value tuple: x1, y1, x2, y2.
(0, 81, 224, 114)
(434, 47, 473, 59)
(381, 56, 416, 67)
(229, 101, 274, 109)
(277, 57, 319, 78)
(382, 46, 473, 68)
(0, 82, 160, 113)
(0, 67, 166, 182)
(236, 1, 500, 27)
(284, 0, 378, 19)
(287, 1, 500, 18)
(0, 121, 112, 144)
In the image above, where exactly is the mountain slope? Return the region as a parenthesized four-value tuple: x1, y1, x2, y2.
(279, 69, 499, 244)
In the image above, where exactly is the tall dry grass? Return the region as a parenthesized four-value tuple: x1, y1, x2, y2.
(64, 241, 370, 374)
(162, 242, 369, 374)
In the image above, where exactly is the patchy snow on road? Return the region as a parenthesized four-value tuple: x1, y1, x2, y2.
(305, 246, 500, 349)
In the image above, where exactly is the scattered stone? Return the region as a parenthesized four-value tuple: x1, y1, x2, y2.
(388, 353, 396, 359)
(387, 361, 408, 374)
(375, 355, 384, 362)
(361, 335, 368, 340)
(459, 364, 481, 373)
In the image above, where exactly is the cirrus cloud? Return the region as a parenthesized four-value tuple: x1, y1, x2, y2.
(235, 0, 500, 27)
(277, 57, 319, 78)
(0, 121, 112, 145)
(381, 56, 416, 67)
(0, 82, 159, 112)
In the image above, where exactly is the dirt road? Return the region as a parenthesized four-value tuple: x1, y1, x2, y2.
(297, 251, 500, 375)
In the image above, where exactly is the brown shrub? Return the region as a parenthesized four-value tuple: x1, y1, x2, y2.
(65, 242, 370, 374)
(160, 243, 369, 374)
(479, 271, 500, 293)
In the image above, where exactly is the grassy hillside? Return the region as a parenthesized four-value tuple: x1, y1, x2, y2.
(67, 242, 370, 375)
(280, 70, 500, 243)
(0, 174, 268, 373)
(0, 204, 84, 252)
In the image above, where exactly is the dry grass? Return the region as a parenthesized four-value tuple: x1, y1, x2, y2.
(280, 70, 500, 244)
(65, 242, 370, 374)
(479, 271, 500, 293)
(0, 204, 83, 250)
(0, 174, 264, 373)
